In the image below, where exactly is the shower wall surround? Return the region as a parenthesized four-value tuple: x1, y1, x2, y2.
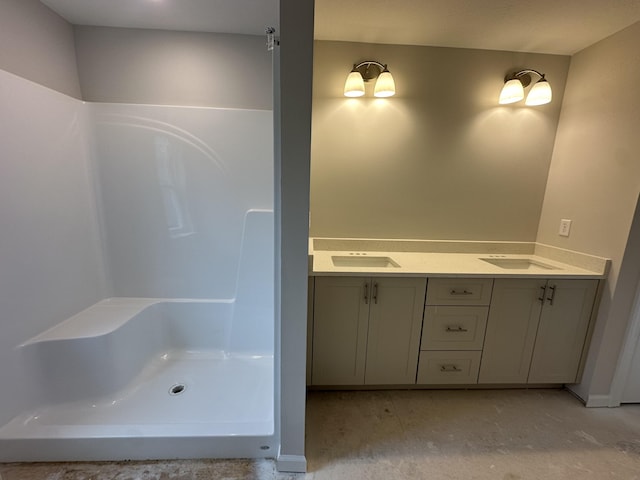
(0, 69, 106, 426)
(0, 68, 274, 427)
(91, 103, 273, 298)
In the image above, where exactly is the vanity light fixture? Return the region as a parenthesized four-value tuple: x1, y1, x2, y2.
(344, 61, 396, 98)
(499, 69, 552, 106)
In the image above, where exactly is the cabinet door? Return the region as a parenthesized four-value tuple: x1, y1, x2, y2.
(306, 277, 314, 385)
(365, 277, 427, 384)
(528, 279, 598, 383)
(311, 277, 370, 385)
(478, 279, 544, 384)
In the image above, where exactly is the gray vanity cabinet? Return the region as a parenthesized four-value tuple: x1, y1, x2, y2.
(527, 279, 598, 383)
(478, 278, 598, 384)
(309, 275, 598, 388)
(311, 276, 426, 386)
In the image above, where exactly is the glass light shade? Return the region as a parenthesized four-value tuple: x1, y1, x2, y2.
(525, 79, 552, 106)
(344, 71, 365, 97)
(373, 70, 396, 97)
(499, 78, 524, 104)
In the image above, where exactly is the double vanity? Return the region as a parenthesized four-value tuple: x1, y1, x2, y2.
(307, 239, 609, 389)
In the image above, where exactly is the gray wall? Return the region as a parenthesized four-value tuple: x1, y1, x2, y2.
(0, 0, 81, 98)
(75, 26, 272, 110)
(536, 21, 640, 403)
(276, 0, 314, 472)
(310, 41, 570, 241)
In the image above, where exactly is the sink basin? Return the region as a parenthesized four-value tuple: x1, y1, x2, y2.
(332, 255, 400, 268)
(480, 257, 558, 270)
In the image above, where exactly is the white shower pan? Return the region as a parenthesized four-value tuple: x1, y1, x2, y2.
(0, 298, 276, 462)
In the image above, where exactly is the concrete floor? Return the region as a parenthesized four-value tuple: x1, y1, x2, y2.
(1, 389, 639, 479)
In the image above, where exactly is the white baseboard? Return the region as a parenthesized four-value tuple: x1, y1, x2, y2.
(277, 449, 307, 473)
(585, 394, 612, 408)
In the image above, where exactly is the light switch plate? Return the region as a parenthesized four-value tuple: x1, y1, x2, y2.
(559, 219, 572, 237)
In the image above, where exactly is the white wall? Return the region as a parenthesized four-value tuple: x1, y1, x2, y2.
(0, 0, 81, 98)
(536, 21, 640, 402)
(90, 103, 273, 299)
(311, 41, 570, 241)
(75, 26, 272, 110)
(0, 70, 108, 426)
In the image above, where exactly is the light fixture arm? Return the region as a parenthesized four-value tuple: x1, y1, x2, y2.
(505, 69, 546, 88)
(352, 61, 388, 82)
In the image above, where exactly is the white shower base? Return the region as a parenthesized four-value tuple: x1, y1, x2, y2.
(0, 298, 276, 462)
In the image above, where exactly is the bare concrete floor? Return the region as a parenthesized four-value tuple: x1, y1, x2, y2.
(2, 389, 640, 479)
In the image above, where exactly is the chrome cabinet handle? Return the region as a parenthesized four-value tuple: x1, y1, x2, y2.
(538, 285, 547, 304)
(364, 283, 369, 304)
(446, 326, 468, 332)
(547, 285, 556, 305)
(440, 364, 462, 373)
(450, 289, 473, 296)
(373, 283, 378, 304)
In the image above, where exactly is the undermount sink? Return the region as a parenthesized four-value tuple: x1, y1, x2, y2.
(480, 257, 559, 271)
(331, 255, 400, 268)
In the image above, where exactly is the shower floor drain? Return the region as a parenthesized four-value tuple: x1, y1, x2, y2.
(169, 383, 187, 396)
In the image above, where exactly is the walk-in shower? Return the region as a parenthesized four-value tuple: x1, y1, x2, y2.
(0, 47, 276, 460)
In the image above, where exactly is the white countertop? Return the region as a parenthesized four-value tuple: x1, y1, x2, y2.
(309, 239, 609, 279)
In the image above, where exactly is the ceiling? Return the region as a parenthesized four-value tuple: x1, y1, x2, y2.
(315, 0, 640, 55)
(41, 0, 640, 55)
(40, 0, 279, 36)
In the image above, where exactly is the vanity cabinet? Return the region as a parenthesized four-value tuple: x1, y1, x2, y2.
(478, 278, 598, 384)
(528, 279, 599, 383)
(311, 276, 426, 385)
(309, 274, 599, 388)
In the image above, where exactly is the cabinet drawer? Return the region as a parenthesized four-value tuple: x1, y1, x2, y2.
(421, 306, 488, 350)
(426, 278, 493, 305)
(417, 351, 481, 384)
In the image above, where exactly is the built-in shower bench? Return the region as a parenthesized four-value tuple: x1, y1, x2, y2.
(21, 298, 163, 345)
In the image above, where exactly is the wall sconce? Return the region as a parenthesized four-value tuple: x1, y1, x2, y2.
(344, 61, 396, 98)
(499, 69, 552, 106)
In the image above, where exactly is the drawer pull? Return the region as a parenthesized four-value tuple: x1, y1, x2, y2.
(440, 364, 462, 373)
(446, 326, 469, 333)
(450, 289, 473, 296)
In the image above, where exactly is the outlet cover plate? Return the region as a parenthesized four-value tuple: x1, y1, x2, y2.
(559, 219, 572, 237)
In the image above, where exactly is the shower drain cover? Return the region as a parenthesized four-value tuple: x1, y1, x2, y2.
(169, 383, 187, 396)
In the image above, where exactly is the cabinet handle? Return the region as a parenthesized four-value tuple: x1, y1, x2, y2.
(547, 285, 556, 305)
(446, 326, 468, 333)
(364, 283, 369, 304)
(538, 285, 547, 304)
(440, 364, 462, 373)
(373, 282, 378, 304)
(450, 289, 473, 296)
